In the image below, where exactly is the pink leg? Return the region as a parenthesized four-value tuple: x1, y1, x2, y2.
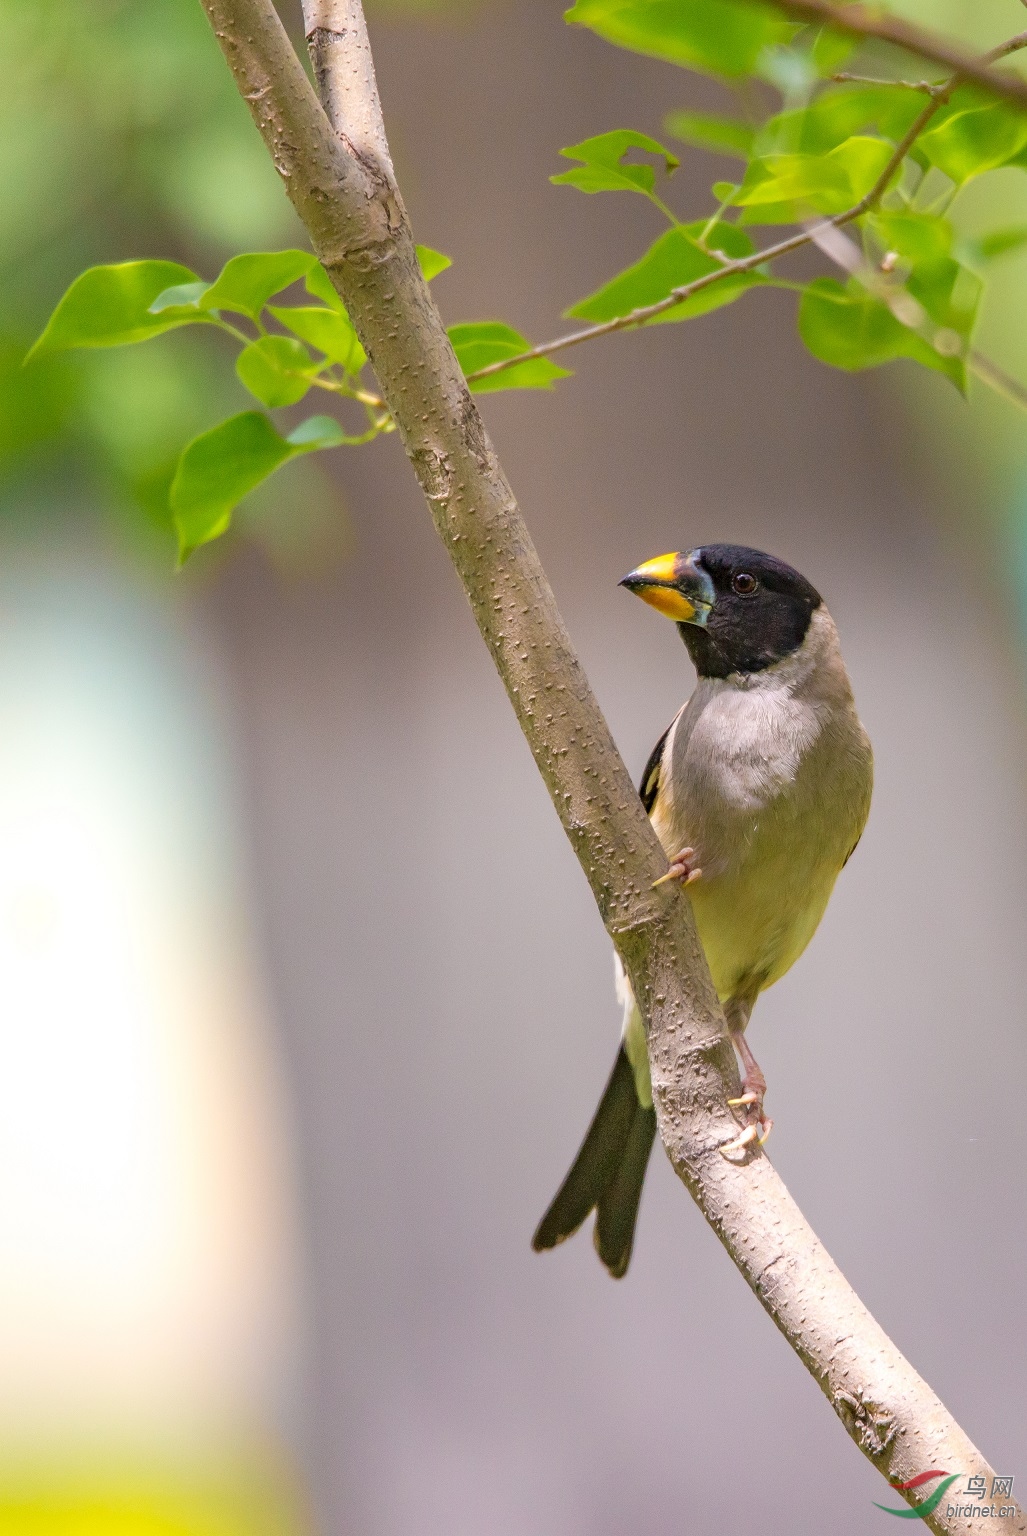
(720, 999, 772, 1159)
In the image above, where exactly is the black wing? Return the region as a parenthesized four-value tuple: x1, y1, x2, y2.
(638, 721, 672, 815)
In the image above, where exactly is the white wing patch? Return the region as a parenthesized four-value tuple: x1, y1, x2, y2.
(614, 954, 653, 1109)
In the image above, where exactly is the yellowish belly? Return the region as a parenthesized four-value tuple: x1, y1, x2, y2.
(688, 865, 840, 1003)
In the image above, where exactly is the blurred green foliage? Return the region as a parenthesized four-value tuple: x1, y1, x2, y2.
(37, 0, 1027, 567)
(11, 0, 1027, 573)
(0, 0, 305, 560)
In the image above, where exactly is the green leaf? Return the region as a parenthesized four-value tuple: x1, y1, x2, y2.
(171, 410, 345, 561)
(269, 305, 367, 373)
(417, 245, 453, 280)
(552, 130, 679, 197)
(447, 323, 572, 392)
(285, 415, 349, 449)
(172, 413, 294, 559)
(799, 278, 920, 368)
(736, 136, 894, 223)
(149, 280, 213, 314)
(149, 250, 321, 324)
(567, 221, 764, 325)
(664, 110, 752, 159)
(564, 0, 795, 78)
(202, 250, 317, 319)
(962, 225, 1027, 263)
(28, 261, 203, 358)
(756, 86, 924, 157)
(797, 275, 968, 388)
(304, 263, 345, 310)
(907, 255, 981, 350)
(236, 335, 316, 408)
(867, 210, 951, 263)
(810, 26, 856, 77)
(919, 101, 1027, 184)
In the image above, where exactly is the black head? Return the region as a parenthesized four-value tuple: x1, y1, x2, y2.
(620, 543, 821, 678)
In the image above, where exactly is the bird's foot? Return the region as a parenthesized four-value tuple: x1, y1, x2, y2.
(651, 846, 702, 890)
(720, 1103, 773, 1160)
(721, 1068, 772, 1161)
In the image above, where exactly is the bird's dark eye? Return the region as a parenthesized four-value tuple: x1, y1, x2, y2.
(732, 571, 758, 595)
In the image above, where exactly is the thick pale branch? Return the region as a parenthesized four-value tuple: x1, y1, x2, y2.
(198, 1, 1024, 1529)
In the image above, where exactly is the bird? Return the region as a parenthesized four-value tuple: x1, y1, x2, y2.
(532, 544, 873, 1278)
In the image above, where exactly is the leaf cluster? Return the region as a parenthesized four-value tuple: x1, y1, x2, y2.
(29, 246, 567, 560)
(28, 0, 1027, 563)
(554, 2, 1027, 398)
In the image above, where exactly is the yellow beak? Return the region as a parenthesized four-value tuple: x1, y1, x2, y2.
(619, 550, 714, 625)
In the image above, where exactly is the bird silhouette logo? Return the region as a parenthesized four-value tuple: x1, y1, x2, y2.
(873, 1471, 958, 1520)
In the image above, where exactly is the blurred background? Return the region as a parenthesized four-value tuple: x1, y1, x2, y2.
(1, 0, 1026, 1531)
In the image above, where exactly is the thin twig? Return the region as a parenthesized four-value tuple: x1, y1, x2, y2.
(831, 72, 945, 94)
(969, 349, 1027, 409)
(985, 28, 1027, 62)
(465, 103, 937, 383)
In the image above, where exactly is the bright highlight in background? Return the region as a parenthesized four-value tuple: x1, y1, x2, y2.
(0, 554, 306, 1530)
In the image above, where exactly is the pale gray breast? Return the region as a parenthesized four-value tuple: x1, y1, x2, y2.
(649, 607, 873, 1000)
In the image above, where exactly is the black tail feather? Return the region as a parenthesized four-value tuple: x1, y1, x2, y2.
(532, 1044, 656, 1277)
(594, 1098, 656, 1277)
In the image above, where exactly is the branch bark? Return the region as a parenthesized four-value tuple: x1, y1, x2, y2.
(302, 0, 395, 177)
(200, 1, 1024, 1528)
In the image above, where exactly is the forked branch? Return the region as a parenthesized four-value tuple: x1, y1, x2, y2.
(198, 1, 1024, 1528)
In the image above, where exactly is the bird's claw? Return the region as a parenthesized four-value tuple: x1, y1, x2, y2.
(651, 846, 702, 890)
(721, 1078, 772, 1161)
(719, 1113, 773, 1160)
(719, 1123, 759, 1159)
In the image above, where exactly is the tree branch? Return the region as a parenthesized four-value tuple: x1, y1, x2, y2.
(301, 0, 395, 178)
(198, 1, 1024, 1528)
(767, 0, 1027, 108)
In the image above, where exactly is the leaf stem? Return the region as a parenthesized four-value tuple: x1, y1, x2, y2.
(648, 190, 683, 226)
(308, 372, 386, 409)
(213, 316, 259, 347)
(696, 189, 738, 249)
(969, 350, 1027, 411)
